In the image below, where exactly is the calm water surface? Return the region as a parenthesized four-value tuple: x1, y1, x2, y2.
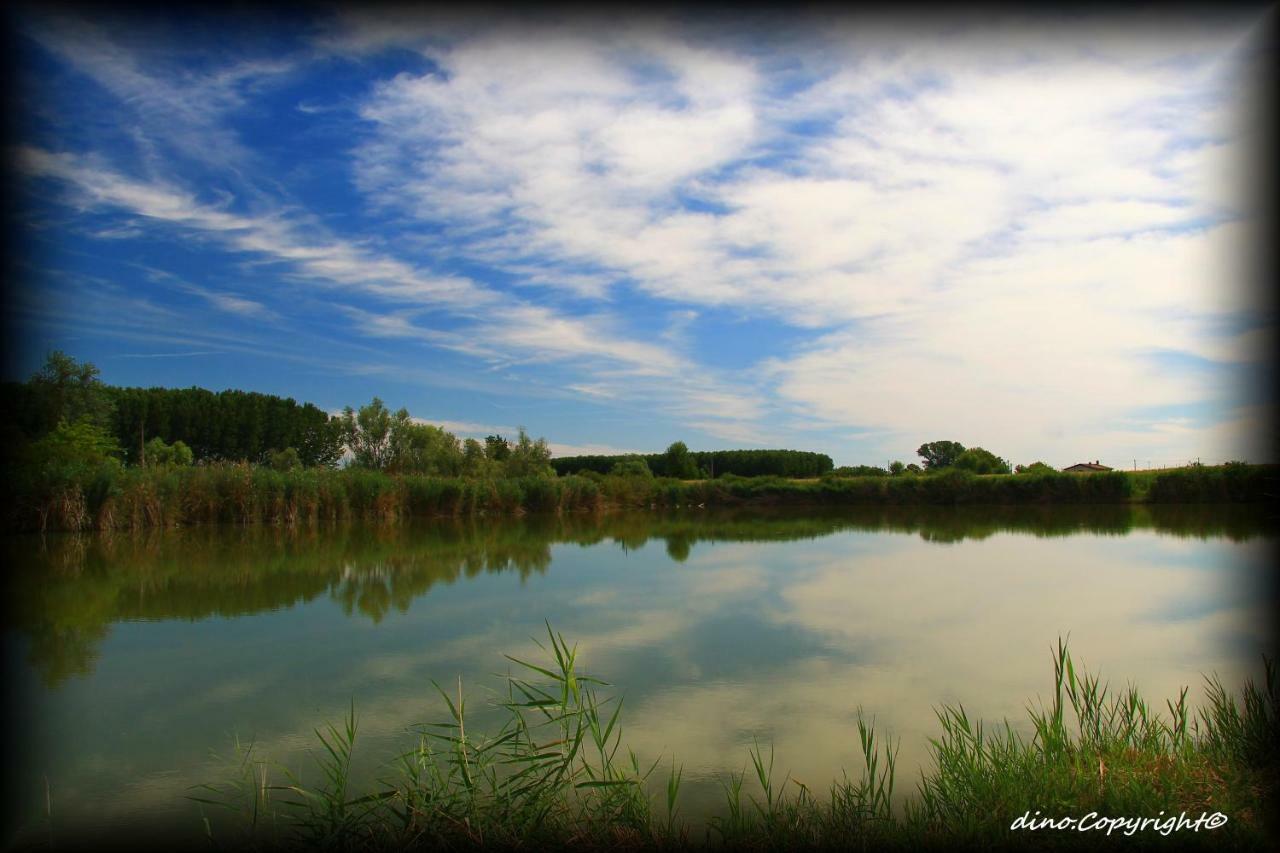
(3, 505, 1275, 844)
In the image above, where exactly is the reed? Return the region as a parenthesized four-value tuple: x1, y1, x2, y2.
(191, 630, 1277, 851)
(7, 463, 1276, 533)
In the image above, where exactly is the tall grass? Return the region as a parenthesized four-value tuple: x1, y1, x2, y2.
(191, 629, 1278, 851)
(8, 462, 1275, 533)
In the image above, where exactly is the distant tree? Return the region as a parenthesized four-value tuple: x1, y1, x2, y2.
(831, 465, 888, 477)
(108, 385, 341, 467)
(502, 427, 553, 478)
(889, 460, 906, 476)
(17, 418, 124, 517)
(905, 463, 923, 475)
(916, 440, 966, 470)
(609, 456, 653, 478)
(26, 418, 122, 471)
(485, 434, 511, 462)
(1015, 461, 1056, 475)
(392, 420, 463, 475)
(661, 441, 700, 479)
(953, 447, 1012, 475)
(550, 449, 832, 478)
(341, 398, 405, 470)
(29, 351, 115, 433)
(462, 438, 488, 476)
(143, 437, 193, 468)
(300, 418, 347, 469)
(269, 447, 302, 471)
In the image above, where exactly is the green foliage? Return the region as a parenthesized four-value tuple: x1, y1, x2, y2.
(341, 397, 401, 470)
(1015, 461, 1056, 474)
(143, 436, 194, 468)
(340, 400, 474, 476)
(1146, 461, 1275, 503)
(888, 460, 906, 476)
(952, 446, 1011, 475)
(12, 417, 123, 531)
(269, 447, 303, 472)
(29, 417, 123, 468)
(461, 438, 490, 477)
(392, 420, 464, 476)
(29, 351, 116, 432)
(916, 440, 966, 469)
(8, 454, 1272, 533)
(109, 385, 342, 467)
(553, 448, 833, 479)
(829, 465, 888, 477)
(609, 456, 653, 478)
(658, 441, 699, 480)
(503, 428, 554, 478)
(484, 434, 511, 462)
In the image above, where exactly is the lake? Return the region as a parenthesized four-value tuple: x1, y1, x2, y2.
(3, 505, 1274, 845)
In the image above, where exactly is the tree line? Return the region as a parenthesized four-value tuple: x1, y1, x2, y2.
(2, 353, 559, 480)
(0, 352, 1126, 497)
(552, 446, 834, 479)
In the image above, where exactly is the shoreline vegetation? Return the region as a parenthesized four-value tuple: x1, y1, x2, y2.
(7, 459, 1277, 534)
(4, 353, 1275, 534)
(180, 627, 1278, 851)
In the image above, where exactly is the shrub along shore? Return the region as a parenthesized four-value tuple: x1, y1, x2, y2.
(6, 460, 1275, 534)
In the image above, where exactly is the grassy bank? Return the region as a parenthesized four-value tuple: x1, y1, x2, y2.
(6, 462, 1275, 533)
(180, 627, 1278, 851)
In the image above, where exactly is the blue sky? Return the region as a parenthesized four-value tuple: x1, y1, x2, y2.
(7, 6, 1275, 466)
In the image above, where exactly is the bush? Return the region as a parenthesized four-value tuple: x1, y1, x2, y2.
(268, 447, 302, 472)
(143, 437, 194, 468)
(609, 456, 653, 478)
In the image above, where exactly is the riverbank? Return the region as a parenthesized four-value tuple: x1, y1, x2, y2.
(6, 462, 1275, 533)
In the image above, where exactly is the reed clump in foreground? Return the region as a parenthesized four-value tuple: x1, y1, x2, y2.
(187, 628, 1279, 851)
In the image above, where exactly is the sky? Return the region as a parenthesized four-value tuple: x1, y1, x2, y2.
(5, 5, 1275, 467)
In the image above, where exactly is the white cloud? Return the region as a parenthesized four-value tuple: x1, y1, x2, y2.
(345, 13, 1268, 461)
(15, 9, 1274, 461)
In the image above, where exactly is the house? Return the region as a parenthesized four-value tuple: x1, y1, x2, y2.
(1063, 460, 1112, 473)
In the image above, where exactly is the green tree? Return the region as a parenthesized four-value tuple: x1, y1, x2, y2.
(27, 418, 122, 471)
(504, 427, 553, 478)
(1016, 461, 1056, 475)
(462, 438, 489, 476)
(269, 447, 302, 471)
(16, 417, 124, 527)
(953, 447, 1012, 475)
(831, 465, 888, 477)
(661, 441, 700, 479)
(29, 351, 115, 433)
(609, 456, 653, 478)
(341, 398, 406, 470)
(889, 460, 906, 476)
(392, 420, 464, 475)
(916, 440, 966, 470)
(143, 437, 194, 468)
(107, 386, 341, 467)
(485, 434, 511, 462)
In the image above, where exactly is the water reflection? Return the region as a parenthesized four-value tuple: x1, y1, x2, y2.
(3, 505, 1274, 843)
